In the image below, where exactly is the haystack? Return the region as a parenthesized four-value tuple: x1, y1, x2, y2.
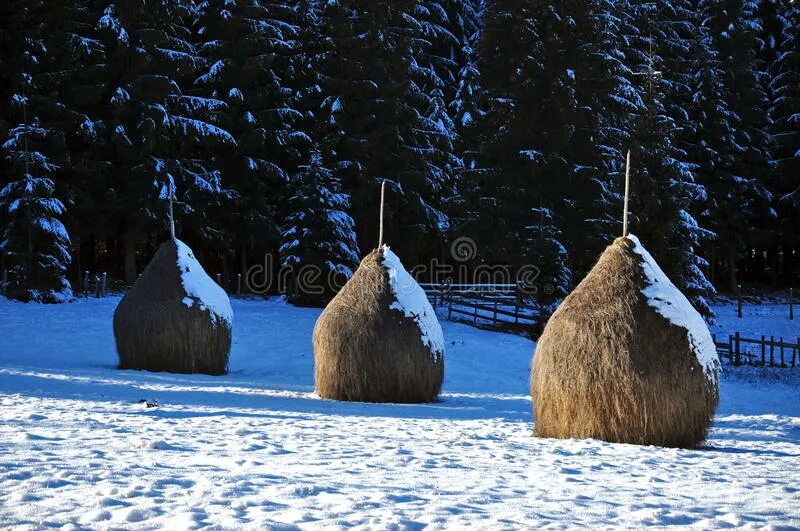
(531, 235, 719, 448)
(313, 245, 445, 403)
(113, 238, 233, 375)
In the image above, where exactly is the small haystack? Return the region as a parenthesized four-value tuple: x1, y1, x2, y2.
(531, 235, 719, 448)
(113, 238, 233, 375)
(313, 245, 445, 403)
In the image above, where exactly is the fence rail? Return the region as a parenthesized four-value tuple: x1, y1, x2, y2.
(421, 283, 539, 333)
(713, 332, 800, 367)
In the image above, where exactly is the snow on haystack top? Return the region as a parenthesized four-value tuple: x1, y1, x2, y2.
(175, 239, 233, 327)
(627, 235, 719, 382)
(381, 245, 445, 361)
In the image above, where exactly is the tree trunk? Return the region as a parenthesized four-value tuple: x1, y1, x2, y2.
(74, 233, 81, 288)
(124, 233, 138, 285)
(729, 246, 738, 292)
(785, 241, 796, 286)
(769, 245, 778, 287)
(708, 247, 716, 287)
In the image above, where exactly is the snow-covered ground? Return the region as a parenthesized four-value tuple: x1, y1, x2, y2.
(710, 300, 798, 342)
(0, 296, 799, 529)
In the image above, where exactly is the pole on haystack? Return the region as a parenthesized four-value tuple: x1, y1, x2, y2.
(378, 180, 386, 248)
(168, 183, 176, 241)
(623, 150, 631, 238)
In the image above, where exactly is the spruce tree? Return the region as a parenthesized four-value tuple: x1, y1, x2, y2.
(319, 0, 459, 256)
(94, 1, 234, 283)
(769, 1, 800, 284)
(0, 1, 73, 302)
(279, 150, 360, 306)
(194, 0, 304, 277)
(1, 121, 73, 303)
(468, 1, 641, 314)
(619, 0, 715, 316)
(689, 0, 774, 290)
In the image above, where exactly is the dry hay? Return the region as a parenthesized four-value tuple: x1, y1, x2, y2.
(531, 236, 719, 448)
(313, 247, 444, 403)
(113, 239, 232, 375)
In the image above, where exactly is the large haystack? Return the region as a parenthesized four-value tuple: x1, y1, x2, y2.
(313, 245, 445, 403)
(113, 238, 233, 375)
(531, 235, 719, 448)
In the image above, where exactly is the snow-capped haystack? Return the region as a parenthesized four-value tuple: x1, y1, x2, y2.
(313, 245, 444, 403)
(531, 235, 720, 448)
(113, 238, 233, 375)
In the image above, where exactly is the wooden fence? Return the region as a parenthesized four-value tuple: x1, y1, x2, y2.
(421, 283, 540, 333)
(713, 333, 800, 367)
(422, 283, 800, 369)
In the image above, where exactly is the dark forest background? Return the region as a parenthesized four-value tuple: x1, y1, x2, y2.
(0, 0, 798, 317)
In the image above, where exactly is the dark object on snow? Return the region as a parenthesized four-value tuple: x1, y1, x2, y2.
(313, 246, 444, 403)
(138, 398, 159, 408)
(531, 236, 719, 448)
(113, 239, 232, 375)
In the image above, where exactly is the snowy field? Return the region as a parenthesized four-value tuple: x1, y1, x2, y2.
(1, 297, 799, 529)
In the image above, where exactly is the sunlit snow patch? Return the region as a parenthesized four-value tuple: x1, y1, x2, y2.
(628, 234, 720, 382)
(381, 245, 445, 362)
(175, 239, 233, 326)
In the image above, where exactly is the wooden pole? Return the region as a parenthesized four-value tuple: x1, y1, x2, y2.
(378, 180, 386, 249)
(769, 336, 774, 367)
(169, 183, 176, 241)
(790, 288, 794, 321)
(623, 150, 631, 238)
(796, 338, 800, 368)
(737, 285, 742, 319)
(728, 334, 734, 364)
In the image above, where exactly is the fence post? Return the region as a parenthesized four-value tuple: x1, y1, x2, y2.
(237, 273, 242, 296)
(792, 339, 797, 368)
(769, 336, 775, 367)
(94, 275, 101, 298)
(780, 338, 785, 367)
(790, 288, 794, 321)
(215, 273, 222, 289)
(83, 270, 90, 297)
(761, 336, 766, 366)
(101, 272, 107, 297)
(728, 334, 734, 364)
(737, 285, 742, 319)
(735, 332, 741, 365)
